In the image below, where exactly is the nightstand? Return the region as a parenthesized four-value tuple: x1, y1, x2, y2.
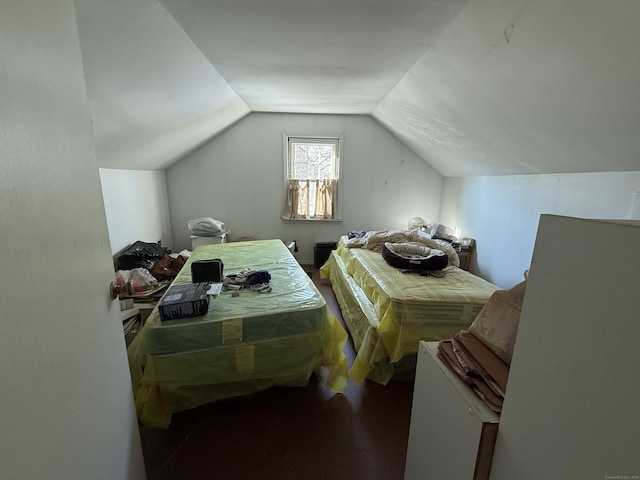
(454, 238, 475, 271)
(457, 250, 472, 270)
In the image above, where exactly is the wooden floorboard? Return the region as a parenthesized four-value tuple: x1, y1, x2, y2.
(138, 266, 414, 480)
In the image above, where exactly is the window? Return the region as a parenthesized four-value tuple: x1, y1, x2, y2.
(281, 135, 341, 220)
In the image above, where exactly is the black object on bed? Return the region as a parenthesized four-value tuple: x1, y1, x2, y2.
(191, 258, 224, 283)
(381, 242, 449, 271)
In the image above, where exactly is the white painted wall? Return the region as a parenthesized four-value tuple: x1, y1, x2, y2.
(100, 168, 173, 254)
(166, 113, 443, 263)
(0, 2, 145, 479)
(439, 171, 640, 288)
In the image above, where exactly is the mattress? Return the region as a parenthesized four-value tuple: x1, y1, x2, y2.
(321, 237, 499, 384)
(128, 239, 348, 428)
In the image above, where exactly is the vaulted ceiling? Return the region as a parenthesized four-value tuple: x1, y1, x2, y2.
(75, 0, 640, 176)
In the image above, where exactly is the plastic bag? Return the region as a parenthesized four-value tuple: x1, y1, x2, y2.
(116, 240, 167, 270)
(115, 268, 158, 293)
(407, 216, 426, 230)
(187, 217, 230, 237)
(424, 223, 457, 242)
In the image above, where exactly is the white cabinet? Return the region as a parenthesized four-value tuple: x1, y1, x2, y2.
(190, 234, 226, 249)
(489, 216, 640, 479)
(404, 341, 499, 480)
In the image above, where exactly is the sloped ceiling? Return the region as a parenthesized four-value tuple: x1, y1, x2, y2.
(75, 0, 640, 176)
(74, 0, 250, 170)
(373, 0, 640, 176)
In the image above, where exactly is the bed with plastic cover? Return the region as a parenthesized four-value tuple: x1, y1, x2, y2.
(320, 231, 499, 385)
(128, 239, 348, 428)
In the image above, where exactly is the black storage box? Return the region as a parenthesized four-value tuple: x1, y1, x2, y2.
(314, 242, 337, 268)
(158, 282, 211, 321)
(191, 258, 224, 283)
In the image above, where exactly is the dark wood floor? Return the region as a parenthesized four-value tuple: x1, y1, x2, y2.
(139, 267, 415, 480)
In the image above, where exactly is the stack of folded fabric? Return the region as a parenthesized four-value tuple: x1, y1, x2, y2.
(437, 278, 527, 413)
(437, 332, 509, 412)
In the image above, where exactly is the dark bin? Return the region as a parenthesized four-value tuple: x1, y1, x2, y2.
(314, 242, 337, 268)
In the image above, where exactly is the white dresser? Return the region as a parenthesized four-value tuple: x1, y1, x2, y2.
(190, 234, 226, 250)
(404, 341, 499, 480)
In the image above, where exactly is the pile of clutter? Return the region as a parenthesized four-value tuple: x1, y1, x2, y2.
(114, 241, 191, 297)
(223, 267, 272, 294)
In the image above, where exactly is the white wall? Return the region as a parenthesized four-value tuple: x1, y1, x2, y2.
(100, 168, 173, 254)
(0, 2, 145, 479)
(440, 171, 640, 288)
(166, 112, 443, 263)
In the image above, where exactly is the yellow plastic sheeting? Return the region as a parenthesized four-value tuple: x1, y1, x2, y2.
(129, 239, 348, 428)
(321, 238, 499, 384)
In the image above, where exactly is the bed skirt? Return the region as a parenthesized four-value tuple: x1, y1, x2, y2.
(320, 239, 498, 385)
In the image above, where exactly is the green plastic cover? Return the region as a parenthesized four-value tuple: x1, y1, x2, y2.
(128, 239, 348, 428)
(320, 237, 499, 384)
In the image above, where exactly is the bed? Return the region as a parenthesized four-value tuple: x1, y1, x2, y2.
(128, 239, 349, 428)
(320, 234, 499, 385)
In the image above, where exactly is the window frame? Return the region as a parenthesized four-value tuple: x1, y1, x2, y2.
(282, 133, 343, 222)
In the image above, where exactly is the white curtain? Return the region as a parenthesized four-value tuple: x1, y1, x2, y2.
(281, 179, 337, 220)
